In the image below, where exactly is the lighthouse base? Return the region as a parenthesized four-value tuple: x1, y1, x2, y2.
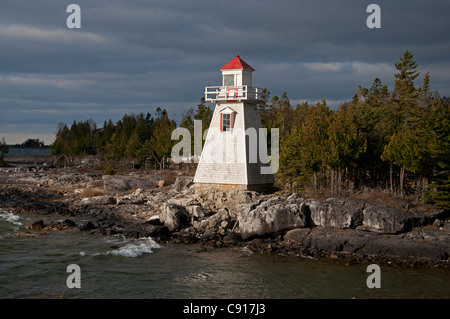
(194, 183, 275, 194)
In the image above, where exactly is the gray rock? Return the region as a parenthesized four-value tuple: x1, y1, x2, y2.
(283, 228, 312, 245)
(102, 175, 131, 192)
(146, 215, 162, 225)
(25, 219, 46, 230)
(187, 205, 213, 220)
(160, 203, 190, 231)
(102, 174, 163, 193)
(193, 208, 234, 235)
(358, 235, 449, 260)
(79, 221, 96, 231)
(170, 177, 194, 193)
(81, 195, 116, 205)
(360, 205, 422, 234)
(285, 227, 450, 260)
(238, 200, 308, 240)
(44, 218, 77, 231)
(307, 198, 363, 229)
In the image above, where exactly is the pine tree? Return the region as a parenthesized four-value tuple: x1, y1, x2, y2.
(180, 107, 195, 155)
(0, 137, 8, 159)
(328, 103, 367, 193)
(382, 50, 421, 195)
(150, 108, 177, 169)
(194, 97, 212, 134)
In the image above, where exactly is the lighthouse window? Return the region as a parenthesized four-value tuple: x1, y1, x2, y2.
(224, 75, 234, 86)
(222, 113, 231, 132)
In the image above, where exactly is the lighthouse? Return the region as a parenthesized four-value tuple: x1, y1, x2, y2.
(194, 55, 275, 193)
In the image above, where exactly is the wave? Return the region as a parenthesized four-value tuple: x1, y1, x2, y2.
(0, 210, 22, 226)
(87, 237, 161, 258)
(108, 237, 161, 258)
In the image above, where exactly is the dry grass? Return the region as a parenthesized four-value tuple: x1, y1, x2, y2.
(159, 169, 176, 186)
(78, 187, 104, 197)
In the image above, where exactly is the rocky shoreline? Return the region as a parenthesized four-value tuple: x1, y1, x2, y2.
(1, 155, 449, 269)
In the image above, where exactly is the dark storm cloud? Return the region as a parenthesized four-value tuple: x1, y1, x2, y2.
(0, 0, 449, 144)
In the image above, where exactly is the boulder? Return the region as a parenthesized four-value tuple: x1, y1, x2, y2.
(193, 208, 235, 236)
(145, 192, 171, 210)
(140, 224, 170, 241)
(146, 215, 162, 225)
(284, 228, 312, 245)
(187, 205, 213, 220)
(170, 177, 194, 193)
(307, 198, 363, 229)
(81, 195, 116, 205)
(79, 220, 96, 231)
(44, 218, 77, 231)
(102, 174, 162, 193)
(14, 201, 72, 216)
(25, 219, 46, 230)
(360, 205, 422, 234)
(160, 203, 190, 231)
(115, 188, 149, 205)
(238, 199, 308, 240)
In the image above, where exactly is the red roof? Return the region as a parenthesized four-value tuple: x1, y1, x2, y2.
(220, 55, 255, 71)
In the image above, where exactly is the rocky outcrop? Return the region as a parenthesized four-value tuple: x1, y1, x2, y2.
(307, 198, 364, 229)
(193, 208, 235, 237)
(102, 174, 165, 193)
(284, 226, 450, 261)
(160, 203, 191, 232)
(238, 197, 308, 239)
(170, 177, 194, 194)
(25, 219, 46, 230)
(2, 164, 449, 266)
(81, 195, 116, 205)
(359, 205, 422, 234)
(25, 218, 78, 231)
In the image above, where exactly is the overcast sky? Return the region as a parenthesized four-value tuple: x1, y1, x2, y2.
(1, 0, 449, 145)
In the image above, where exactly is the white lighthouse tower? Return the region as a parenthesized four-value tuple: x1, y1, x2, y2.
(194, 55, 275, 193)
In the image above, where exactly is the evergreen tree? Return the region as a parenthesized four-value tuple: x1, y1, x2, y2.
(150, 108, 177, 169)
(194, 97, 212, 136)
(328, 103, 367, 193)
(382, 50, 421, 195)
(180, 107, 195, 155)
(0, 137, 8, 158)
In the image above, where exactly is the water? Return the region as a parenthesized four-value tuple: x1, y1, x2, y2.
(0, 207, 449, 299)
(4, 147, 52, 157)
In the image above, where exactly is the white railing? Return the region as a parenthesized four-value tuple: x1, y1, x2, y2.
(205, 86, 265, 102)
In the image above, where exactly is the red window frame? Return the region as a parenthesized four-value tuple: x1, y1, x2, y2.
(220, 112, 234, 132)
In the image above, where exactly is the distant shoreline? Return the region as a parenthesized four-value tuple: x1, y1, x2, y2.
(3, 147, 52, 158)
(6, 146, 51, 149)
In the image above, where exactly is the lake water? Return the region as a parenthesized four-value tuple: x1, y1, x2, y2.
(0, 207, 449, 299)
(4, 147, 52, 157)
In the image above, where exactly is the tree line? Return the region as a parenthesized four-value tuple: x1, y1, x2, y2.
(259, 50, 449, 209)
(51, 50, 449, 208)
(52, 102, 212, 170)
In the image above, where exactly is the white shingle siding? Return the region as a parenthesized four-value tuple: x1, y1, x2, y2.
(194, 102, 275, 188)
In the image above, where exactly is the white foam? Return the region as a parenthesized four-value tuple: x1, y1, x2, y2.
(108, 237, 161, 258)
(0, 211, 22, 226)
(301, 255, 316, 260)
(241, 246, 253, 256)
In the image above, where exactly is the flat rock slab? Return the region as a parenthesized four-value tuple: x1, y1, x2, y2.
(360, 205, 422, 234)
(284, 227, 450, 260)
(102, 174, 164, 193)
